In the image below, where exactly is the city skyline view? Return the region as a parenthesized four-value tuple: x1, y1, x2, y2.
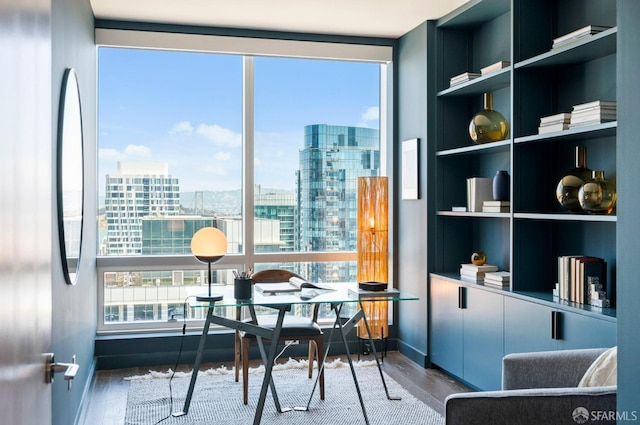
(98, 47, 381, 200)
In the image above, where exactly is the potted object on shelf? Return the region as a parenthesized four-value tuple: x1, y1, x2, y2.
(469, 92, 509, 144)
(556, 146, 592, 213)
(492, 170, 510, 201)
(578, 170, 617, 214)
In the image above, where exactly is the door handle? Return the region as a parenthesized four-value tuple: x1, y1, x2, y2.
(458, 286, 466, 309)
(45, 353, 79, 390)
(551, 311, 561, 340)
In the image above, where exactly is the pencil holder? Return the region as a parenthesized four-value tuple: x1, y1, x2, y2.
(234, 277, 253, 300)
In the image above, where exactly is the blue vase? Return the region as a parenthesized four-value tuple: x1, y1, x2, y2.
(493, 170, 510, 201)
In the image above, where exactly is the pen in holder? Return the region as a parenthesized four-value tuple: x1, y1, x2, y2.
(234, 277, 253, 300)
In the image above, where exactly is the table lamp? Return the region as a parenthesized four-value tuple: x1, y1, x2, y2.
(191, 227, 228, 302)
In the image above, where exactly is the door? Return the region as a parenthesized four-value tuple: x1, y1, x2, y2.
(430, 276, 464, 377)
(0, 0, 53, 424)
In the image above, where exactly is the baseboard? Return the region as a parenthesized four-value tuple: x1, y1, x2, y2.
(397, 339, 428, 368)
(74, 358, 97, 425)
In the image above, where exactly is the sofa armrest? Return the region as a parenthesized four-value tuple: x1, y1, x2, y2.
(502, 348, 608, 390)
(445, 386, 616, 425)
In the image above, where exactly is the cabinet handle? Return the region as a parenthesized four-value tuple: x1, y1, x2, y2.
(551, 311, 561, 340)
(458, 286, 466, 309)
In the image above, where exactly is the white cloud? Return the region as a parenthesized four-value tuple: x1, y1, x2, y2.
(98, 148, 121, 161)
(358, 106, 380, 127)
(123, 144, 152, 158)
(196, 124, 241, 147)
(215, 151, 231, 161)
(169, 121, 194, 135)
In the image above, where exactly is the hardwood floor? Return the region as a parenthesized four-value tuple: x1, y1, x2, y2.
(79, 351, 471, 425)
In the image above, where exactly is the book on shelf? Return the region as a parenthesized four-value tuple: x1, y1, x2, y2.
(540, 113, 571, 125)
(539, 123, 570, 134)
(552, 25, 611, 49)
(484, 278, 510, 288)
(569, 118, 616, 129)
(480, 60, 510, 75)
(451, 206, 467, 212)
(460, 270, 486, 281)
(482, 200, 510, 212)
(449, 72, 481, 86)
(572, 100, 617, 111)
(348, 286, 400, 298)
(467, 177, 493, 212)
(255, 277, 334, 294)
(484, 271, 510, 282)
(557, 255, 606, 304)
(461, 263, 499, 272)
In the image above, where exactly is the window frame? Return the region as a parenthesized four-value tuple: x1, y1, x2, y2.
(95, 28, 393, 334)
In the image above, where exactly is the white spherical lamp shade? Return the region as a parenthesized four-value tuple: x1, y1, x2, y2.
(191, 227, 228, 264)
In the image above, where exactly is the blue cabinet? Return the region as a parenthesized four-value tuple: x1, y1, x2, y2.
(558, 310, 616, 350)
(430, 275, 504, 390)
(504, 296, 558, 354)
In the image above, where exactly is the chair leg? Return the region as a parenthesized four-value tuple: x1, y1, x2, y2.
(242, 338, 251, 405)
(314, 335, 325, 400)
(307, 340, 315, 378)
(234, 331, 241, 383)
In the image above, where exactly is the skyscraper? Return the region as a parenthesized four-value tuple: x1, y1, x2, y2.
(297, 124, 380, 282)
(104, 161, 181, 255)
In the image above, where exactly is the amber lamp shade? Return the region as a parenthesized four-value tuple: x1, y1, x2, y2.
(357, 176, 389, 340)
(191, 227, 228, 301)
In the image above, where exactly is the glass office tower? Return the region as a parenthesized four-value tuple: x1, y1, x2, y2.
(297, 124, 380, 282)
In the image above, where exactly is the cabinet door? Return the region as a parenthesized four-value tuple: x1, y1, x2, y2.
(430, 277, 463, 377)
(504, 297, 558, 355)
(463, 286, 504, 390)
(557, 311, 617, 350)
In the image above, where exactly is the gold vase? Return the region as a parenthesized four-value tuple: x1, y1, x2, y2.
(469, 93, 509, 144)
(556, 146, 592, 213)
(578, 170, 617, 215)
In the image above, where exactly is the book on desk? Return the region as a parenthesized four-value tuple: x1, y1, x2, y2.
(348, 287, 400, 298)
(254, 277, 334, 295)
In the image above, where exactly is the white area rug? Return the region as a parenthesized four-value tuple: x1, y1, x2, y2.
(124, 358, 444, 425)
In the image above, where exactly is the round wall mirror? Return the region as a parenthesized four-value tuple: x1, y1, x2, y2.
(57, 68, 84, 285)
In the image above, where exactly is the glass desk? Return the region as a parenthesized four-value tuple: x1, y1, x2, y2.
(173, 283, 419, 425)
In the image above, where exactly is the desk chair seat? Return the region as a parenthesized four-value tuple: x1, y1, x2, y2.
(234, 270, 325, 405)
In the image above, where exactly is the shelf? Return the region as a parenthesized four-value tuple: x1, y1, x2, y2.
(439, 68, 511, 97)
(514, 213, 616, 222)
(439, 211, 510, 218)
(515, 27, 617, 69)
(436, 139, 511, 157)
(515, 122, 616, 145)
(437, 0, 510, 28)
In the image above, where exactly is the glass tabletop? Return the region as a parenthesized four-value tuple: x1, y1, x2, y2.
(187, 282, 419, 308)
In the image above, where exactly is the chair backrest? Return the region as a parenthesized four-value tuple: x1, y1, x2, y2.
(251, 269, 302, 284)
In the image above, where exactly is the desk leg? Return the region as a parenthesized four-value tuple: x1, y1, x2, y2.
(249, 305, 289, 425)
(358, 300, 401, 401)
(173, 303, 215, 416)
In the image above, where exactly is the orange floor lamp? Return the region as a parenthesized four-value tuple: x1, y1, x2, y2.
(356, 176, 389, 357)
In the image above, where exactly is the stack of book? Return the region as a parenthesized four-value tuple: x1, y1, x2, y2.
(460, 263, 498, 282)
(556, 255, 607, 305)
(538, 112, 571, 134)
(569, 101, 617, 128)
(467, 177, 493, 212)
(482, 200, 510, 213)
(449, 71, 481, 87)
(483, 271, 510, 287)
(480, 60, 510, 76)
(552, 25, 611, 49)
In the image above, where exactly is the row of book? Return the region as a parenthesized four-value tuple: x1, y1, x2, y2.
(459, 263, 510, 288)
(538, 100, 616, 134)
(552, 25, 611, 50)
(449, 60, 510, 87)
(556, 255, 608, 306)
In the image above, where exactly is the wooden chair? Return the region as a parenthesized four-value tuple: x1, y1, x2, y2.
(234, 269, 325, 405)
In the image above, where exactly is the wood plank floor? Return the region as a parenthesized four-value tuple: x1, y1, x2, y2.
(79, 351, 472, 425)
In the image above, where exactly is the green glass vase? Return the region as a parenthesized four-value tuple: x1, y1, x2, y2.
(578, 170, 617, 215)
(469, 93, 509, 144)
(556, 146, 592, 213)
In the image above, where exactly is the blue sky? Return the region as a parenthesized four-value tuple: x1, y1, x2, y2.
(98, 47, 380, 197)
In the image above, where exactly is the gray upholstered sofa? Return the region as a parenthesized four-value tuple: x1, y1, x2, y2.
(445, 348, 617, 425)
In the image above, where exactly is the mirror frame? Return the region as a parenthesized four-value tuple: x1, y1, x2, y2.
(56, 68, 84, 285)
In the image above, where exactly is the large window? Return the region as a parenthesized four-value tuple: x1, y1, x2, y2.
(96, 30, 392, 332)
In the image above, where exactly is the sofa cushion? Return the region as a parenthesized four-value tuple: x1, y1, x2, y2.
(578, 346, 617, 387)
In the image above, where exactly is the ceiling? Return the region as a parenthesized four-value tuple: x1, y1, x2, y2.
(90, 0, 470, 39)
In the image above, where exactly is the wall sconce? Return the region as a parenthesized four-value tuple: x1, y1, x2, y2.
(357, 176, 389, 342)
(191, 227, 228, 302)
